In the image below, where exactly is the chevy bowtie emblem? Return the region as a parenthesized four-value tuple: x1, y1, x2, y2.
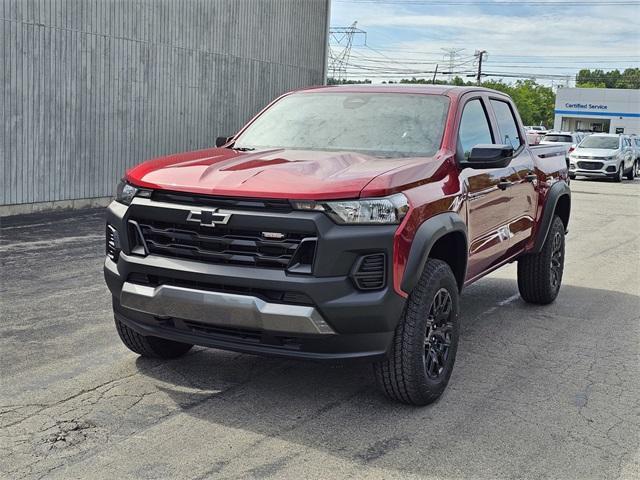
(186, 209, 231, 227)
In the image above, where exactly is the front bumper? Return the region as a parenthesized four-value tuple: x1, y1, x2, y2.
(104, 199, 406, 360)
(569, 159, 619, 178)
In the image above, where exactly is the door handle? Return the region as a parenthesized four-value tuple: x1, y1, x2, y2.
(498, 180, 512, 190)
(525, 173, 538, 182)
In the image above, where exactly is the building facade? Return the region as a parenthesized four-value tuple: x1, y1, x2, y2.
(553, 87, 640, 135)
(1, 0, 330, 214)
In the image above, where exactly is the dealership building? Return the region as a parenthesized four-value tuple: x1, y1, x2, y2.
(553, 87, 640, 135)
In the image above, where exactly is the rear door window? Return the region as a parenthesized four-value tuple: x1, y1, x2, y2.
(490, 99, 522, 149)
(542, 135, 574, 143)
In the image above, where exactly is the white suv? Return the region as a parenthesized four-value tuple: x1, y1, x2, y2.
(569, 134, 636, 182)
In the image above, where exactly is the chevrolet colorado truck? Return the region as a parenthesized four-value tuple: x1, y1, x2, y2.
(104, 85, 570, 405)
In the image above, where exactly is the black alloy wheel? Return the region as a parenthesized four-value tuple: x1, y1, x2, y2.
(550, 230, 563, 291)
(424, 288, 454, 380)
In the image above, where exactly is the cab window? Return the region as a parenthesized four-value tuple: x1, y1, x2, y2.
(458, 99, 493, 160)
(490, 99, 522, 149)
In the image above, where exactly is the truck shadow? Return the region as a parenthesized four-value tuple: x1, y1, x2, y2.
(134, 278, 639, 478)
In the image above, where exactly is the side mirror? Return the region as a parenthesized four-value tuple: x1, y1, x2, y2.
(216, 136, 233, 147)
(460, 144, 514, 169)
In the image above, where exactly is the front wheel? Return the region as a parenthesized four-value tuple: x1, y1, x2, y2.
(626, 162, 636, 180)
(115, 317, 193, 359)
(614, 164, 623, 182)
(373, 259, 460, 406)
(517, 215, 565, 305)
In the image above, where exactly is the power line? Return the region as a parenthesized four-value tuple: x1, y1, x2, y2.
(441, 48, 465, 82)
(328, 22, 367, 81)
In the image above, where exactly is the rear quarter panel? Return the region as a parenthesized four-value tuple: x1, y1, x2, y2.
(525, 145, 570, 251)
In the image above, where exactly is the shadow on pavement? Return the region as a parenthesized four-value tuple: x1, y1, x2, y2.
(133, 278, 639, 479)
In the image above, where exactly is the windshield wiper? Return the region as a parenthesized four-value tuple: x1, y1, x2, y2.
(229, 146, 256, 152)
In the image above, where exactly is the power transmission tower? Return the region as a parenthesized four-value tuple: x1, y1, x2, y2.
(475, 50, 488, 85)
(441, 48, 464, 82)
(328, 22, 366, 82)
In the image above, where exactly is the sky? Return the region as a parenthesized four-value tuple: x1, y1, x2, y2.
(329, 0, 640, 86)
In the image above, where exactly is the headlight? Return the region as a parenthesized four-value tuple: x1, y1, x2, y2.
(115, 180, 151, 205)
(115, 180, 138, 205)
(292, 193, 410, 225)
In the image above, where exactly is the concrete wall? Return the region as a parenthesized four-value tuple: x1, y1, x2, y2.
(1, 0, 330, 212)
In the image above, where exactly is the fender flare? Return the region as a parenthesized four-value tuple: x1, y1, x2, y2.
(401, 212, 468, 293)
(532, 181, 571, 253)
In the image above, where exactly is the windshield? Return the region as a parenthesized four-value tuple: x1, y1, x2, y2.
(579, 136, 619, 149)
(232, 92, 450, 157)
(542, 135, 573, 143)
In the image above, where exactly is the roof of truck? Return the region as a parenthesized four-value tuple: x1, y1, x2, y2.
(294, 84, 508, 98)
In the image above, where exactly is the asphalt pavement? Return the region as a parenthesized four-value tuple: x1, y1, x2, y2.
(1, 178, 639, 480)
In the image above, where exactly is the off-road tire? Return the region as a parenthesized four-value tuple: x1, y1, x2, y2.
(518, 215, 565, 305)
(373, 259, 460, 406)
(115, 317, 193, 358)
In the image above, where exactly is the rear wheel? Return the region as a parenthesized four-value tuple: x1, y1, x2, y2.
(627, 162, 636, 180)
(115, 317, 193, 359)
(517, 215, 565, 305)
(373, 259, 460, 406)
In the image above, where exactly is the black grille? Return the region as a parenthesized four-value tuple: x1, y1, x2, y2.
(133, 220, 315, 270)
(178, 320, 302, 350)
(577, 161, 603, 171)
(351, 253, 386, 290)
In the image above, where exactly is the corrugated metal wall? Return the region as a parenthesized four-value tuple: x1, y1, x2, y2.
(1, 0, 329, 206)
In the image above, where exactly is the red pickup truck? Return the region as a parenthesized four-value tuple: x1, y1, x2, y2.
(104, 85, 570, 405)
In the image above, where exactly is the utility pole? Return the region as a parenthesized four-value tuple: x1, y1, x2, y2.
(475, 50, 487, 85)
(441, 48, 464, 82)
(432, 64, 439, 85)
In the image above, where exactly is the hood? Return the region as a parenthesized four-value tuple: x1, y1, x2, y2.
(573, 147, 618, 157)
(126, 148, 443, 200)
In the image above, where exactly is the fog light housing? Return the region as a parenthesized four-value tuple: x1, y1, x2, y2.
(106, 225, 121, 261)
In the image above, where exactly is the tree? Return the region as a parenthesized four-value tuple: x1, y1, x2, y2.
(576, 68, 640, 89)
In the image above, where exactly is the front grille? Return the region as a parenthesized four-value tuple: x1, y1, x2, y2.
(178, 320, 302, 350)
(351, 253, 386, 290)
(577, 161, 604, 171)
(132, 220, 315, 270)
(182, 321, 262, 342)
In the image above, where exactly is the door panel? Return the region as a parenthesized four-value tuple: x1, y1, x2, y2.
(463, 166, 516, 280)
(457, 96, 514, 281)
(488, 98, 539, 256)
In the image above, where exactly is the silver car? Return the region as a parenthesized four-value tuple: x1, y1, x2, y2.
(569, 134, 636, 182)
